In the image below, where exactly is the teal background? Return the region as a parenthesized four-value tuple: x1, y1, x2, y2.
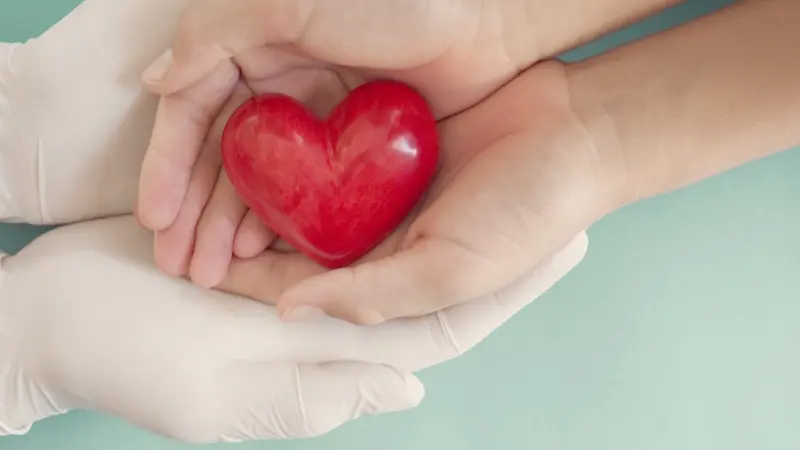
(2, 0, 799, 449)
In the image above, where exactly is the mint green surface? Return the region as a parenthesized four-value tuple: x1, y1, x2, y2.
(2, 1, 799, 449)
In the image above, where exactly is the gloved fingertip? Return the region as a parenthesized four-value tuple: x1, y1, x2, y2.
(400, 372, 426, 408)
(369, 369, 425, 413)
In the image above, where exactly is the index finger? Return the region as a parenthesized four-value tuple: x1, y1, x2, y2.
(136, 58, 239, 230)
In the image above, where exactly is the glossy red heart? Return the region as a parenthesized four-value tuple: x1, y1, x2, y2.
(221, 80, 439, 269)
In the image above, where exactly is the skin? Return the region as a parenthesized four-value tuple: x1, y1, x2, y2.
(219, 62, 602, 323)
(568, 0, 800, 204)
(137, 0, 678, 289)
(139, 0, 800, 325)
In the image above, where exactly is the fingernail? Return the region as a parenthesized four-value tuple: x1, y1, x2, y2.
(142, 49, 173, 84)
(349, 309, 387, 326)
(281, 306, 325, 322)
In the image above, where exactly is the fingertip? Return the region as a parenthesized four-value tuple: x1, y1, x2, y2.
(137, 199, 180, 232)
(189, 229, 233, 289)
(400, 372, 426, 408)
(275, 279, 324, 322)
(141, 49, 174, 88)
(135, 190, 159, 230)
(139, 55, 243, 234)
(189, 256, 228, 289)
(278, 305, 327, 322)
(136, 200, 171, 231)
(233, 212, 275, 258)
(275, 293, 308, 322)
(137, 162, 185, 231)
(148, 45, 233, 96)
(153, 231, 192, 277)
(189, 225, 238, 289)
(232, 235, 254, 259)
(277, 273, 387, 326)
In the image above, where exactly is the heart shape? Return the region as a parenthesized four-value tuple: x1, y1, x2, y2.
(221, 80, 439, 269)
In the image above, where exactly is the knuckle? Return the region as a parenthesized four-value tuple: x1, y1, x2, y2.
(168, 93, 215, 133)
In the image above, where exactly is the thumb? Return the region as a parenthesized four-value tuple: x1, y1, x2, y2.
(141, 0, 315, 94)
(217, 362, 424, 441)
(276, 238, 511, 325)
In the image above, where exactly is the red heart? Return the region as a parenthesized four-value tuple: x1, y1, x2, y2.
(221, 80, 439, 269)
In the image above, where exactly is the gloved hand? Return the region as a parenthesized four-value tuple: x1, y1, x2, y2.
(0, 215, 587, 442)
(0, 215, 424, 442)
(0, 0, 189, 224)
(0, 0, 423, 441)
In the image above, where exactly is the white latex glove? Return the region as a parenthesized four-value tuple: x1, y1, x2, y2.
(0, 215, 588, 442)
(0, 0, 188, 224)
(0, 215, 425, 442)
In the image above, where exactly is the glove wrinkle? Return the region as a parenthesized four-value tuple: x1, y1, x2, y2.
(292, 363, 311, 438)
(0, 251, 26, 436)
(0, 348, 31, 436)
(435, 309, 463, 356)
(34, 137, 46, 224)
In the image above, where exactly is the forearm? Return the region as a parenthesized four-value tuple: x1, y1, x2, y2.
(567, 0, 800, 205)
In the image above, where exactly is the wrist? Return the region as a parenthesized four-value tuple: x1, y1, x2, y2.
(563, 0, 800, 209)
(487, 60, 629, 225)
(0, 253, 32, 435)
(564, 62, 638, 210)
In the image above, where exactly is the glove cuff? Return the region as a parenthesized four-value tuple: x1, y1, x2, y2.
(0, 251, 30, 435)
(0, 251, 64, 435)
